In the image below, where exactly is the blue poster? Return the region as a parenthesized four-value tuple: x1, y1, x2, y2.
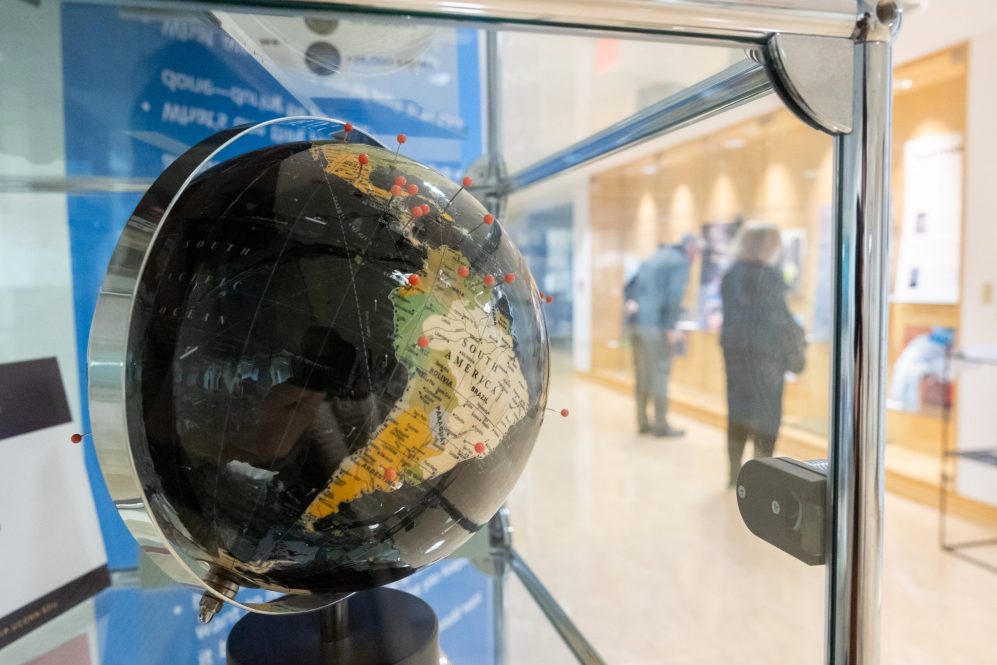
(61, 3, 482, 568)
(94, 559, 492, 664)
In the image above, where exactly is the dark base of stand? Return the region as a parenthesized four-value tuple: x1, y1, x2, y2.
(227, 587, 439, 665)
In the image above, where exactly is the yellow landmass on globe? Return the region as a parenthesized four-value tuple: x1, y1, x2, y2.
(300, 246, 529, 527)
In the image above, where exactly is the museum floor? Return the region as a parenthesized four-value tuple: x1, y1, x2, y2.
(503, 362, 997, 665)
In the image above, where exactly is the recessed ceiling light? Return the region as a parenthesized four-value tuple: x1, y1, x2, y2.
(641, 165, 658, 175)
(723, 138, 747, 150)
(896, 78, 914, 90)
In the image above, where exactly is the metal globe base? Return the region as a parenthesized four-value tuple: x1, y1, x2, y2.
(227, 588, 440, 665)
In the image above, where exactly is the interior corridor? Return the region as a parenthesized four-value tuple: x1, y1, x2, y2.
(504, 360, 997, 664)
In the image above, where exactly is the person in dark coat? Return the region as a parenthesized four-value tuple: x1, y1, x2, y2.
(630, 235, 700, 437)
(720, 222, 803, 486)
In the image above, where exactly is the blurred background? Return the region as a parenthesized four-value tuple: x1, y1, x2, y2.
(3, 1, 997, 663)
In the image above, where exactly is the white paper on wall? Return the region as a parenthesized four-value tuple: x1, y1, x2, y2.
(893, 132, 964, 304)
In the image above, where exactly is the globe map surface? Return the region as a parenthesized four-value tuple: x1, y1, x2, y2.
(128, 139, 549, 599)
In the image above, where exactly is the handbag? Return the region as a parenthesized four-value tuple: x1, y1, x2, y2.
(785, 320, 807, 374)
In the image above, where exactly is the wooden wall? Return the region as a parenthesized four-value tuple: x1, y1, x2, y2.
(587, 45, 967, 452)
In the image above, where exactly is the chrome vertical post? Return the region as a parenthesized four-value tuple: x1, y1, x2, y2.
(827, 26, 894, 665)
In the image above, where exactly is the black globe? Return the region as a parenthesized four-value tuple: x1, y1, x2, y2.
(125, 140, 549, 598)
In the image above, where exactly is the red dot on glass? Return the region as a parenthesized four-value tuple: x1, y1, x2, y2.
(390, 185, 402, 196)
(408, 274, 421, 287)
(358, 153, 369, 165)
(344, 122, 354, 133)
(385, 467, 397, 482)
(560, 408, 570, 417)
(462, 176, 473, 188)
(407, 184, 419, 195)
(418, 335, 430, 348)
(484, 275, 496, 287)
(474, 442, 486, 454)
(395, 175, 407, 187)
(70, 433, 83, 444)
(483, 214, 494, 225)
(457, 265, 470, 278)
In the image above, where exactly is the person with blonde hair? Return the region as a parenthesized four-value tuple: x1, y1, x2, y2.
(720, 221, 805, 486)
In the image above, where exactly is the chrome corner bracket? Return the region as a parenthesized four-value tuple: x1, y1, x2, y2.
(764, 33, 855, 135)
(763, 1, 901, 135)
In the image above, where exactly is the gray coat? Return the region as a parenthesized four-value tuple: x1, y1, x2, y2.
(633, 245, 691, 332)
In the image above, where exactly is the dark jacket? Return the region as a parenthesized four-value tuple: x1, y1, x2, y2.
(633, 245, 691, 332)
(719, 261, 798, 362)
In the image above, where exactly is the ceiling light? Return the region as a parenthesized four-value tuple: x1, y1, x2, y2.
(723, 138, 747, 150)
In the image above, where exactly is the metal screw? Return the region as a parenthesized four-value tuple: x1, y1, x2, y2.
(771, 500, 781, 515)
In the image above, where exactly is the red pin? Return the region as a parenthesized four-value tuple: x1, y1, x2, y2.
(483, 274, 496, 287)
(417, 335, 430, 348)
(411, 206, 424, 218)
(357, 153, 369, 185)
(343, 122, 354, 141)
(393, 133, 407, 163)
(395, 175, 407, 187)
(420, 204, 431, 216)
(545, 408, 570, 417)
(390, 184, 403, 197)
(384, 467, 398, 482)
(504, 273, 516, 284)
(483, 213, 495, 225)
(546, 295, 554, 304)
(457, 265, 470, 278)
(539, 291, 546, 299)
(70, 432, 91, 444)
(474, 442, 486, 454)
(408, 274, 421, 287)
(446, 175, 474, 210)
(407, 183, 419, 196)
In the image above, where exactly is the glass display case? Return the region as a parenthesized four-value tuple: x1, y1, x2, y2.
(0, 1, 899, 664)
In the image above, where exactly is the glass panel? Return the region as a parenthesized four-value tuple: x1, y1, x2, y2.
(498, 34, 745, 173)
(504, 66, 835, 665)
(0, 1, 828, 663)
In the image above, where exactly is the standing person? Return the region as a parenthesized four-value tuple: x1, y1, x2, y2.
(631, 234, 700, 437)
(720, 222, 805, 486)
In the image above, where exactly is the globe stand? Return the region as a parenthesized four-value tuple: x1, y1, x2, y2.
(226, 588, 440, 665)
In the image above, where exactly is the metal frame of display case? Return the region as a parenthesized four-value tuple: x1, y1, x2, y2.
(87, 1, 899, 664)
